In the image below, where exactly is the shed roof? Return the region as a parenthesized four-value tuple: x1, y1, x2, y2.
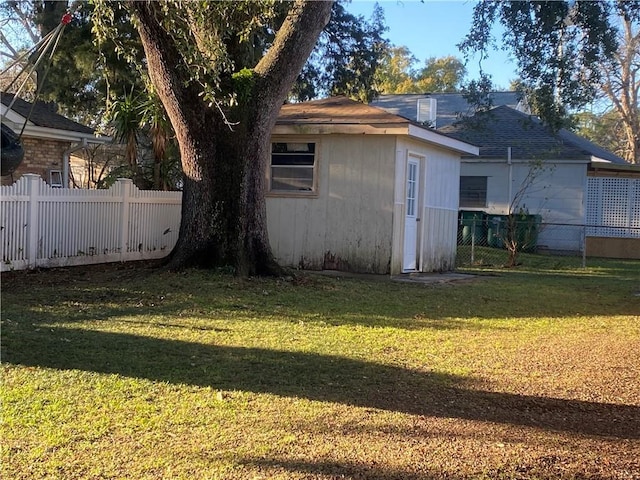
(277, 96, 413, 125)
(275, 96, 479, 156)
(1, 92, 94, 135)
(438, 105, 626, 164)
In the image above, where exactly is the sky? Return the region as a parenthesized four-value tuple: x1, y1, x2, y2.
(346, 0, 518, 89)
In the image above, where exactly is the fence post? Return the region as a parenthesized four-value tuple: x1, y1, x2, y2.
(581, 225, 587, 269)
(118, 178, 133, 261)
(471, 218, 476, 265)
(25, 174, 40, 269)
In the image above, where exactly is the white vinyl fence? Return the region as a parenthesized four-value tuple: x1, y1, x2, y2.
(1, 174, 182, 272)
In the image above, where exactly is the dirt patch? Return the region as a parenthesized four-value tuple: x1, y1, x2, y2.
(1, 260, 164, 292)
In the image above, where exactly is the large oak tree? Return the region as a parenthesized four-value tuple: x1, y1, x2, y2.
(118, 1, 333, 274)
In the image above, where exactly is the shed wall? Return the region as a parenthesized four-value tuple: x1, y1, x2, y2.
(266, 134, 396, 274)
(391, 138, 461, 274)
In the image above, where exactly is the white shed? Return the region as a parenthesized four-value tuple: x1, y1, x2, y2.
(266, 97, 478, 275)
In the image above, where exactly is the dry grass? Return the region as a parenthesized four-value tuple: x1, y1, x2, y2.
(2, 259, 639, 479)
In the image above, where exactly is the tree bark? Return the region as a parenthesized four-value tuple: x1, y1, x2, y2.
(130, 1, 333, 274)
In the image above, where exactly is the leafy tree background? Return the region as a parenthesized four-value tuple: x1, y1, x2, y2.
(459, 0, 639, 139)
(578, 7, 639, 164)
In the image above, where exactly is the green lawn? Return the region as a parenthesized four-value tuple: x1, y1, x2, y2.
(2, 259, 639, 479)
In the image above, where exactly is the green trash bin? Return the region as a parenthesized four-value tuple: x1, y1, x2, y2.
(486, 215, 507, 248)
(487, 214, 541, 251)
(515, 214, 541, 252)
(458, 211, 485, 245)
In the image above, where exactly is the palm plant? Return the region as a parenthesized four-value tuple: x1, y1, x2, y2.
(110, 87, 144, 187)
(139, 87, 177, 190)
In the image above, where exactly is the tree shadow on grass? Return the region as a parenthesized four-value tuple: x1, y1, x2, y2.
(5, 276, 639, 332)
(3, 324, 638, 440)
(2, 282, 517, 332)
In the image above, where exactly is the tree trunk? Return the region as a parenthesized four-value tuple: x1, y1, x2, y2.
(131, 1, 333, 274)
(166, 106, 281, 275)
(33, 1, 69, 95)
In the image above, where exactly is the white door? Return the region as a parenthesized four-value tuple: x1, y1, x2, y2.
(403, 158, 419, 272)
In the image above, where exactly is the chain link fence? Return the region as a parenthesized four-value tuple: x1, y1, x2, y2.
(455, 213, 640, 269)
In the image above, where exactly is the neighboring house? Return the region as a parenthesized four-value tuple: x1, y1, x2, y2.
(1, 93, 109, 187)
(69, 143, 127, 189)
(267, 96, 478, 275)
(439, 106, 633, 254)
(372, 93, 638, 257)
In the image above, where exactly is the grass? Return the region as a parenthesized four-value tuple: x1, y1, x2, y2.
(456, 245, 593, 271)
(2, 258, 639, 479)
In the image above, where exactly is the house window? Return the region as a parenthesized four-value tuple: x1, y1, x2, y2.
(270, 142, 316, 193)
(49, 169, 63, 188)
(460, 176, 487, 208)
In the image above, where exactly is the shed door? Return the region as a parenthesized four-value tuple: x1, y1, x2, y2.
(403, 158, 420, 272)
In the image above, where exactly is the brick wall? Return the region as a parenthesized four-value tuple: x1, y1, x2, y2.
(1, 136, 72, 186)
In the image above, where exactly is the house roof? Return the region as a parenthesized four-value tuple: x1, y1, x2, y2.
(1, 92, 94, 135)
(370, 91, 526, 128)
(438, 105, 626, 163)
(275, 96, 479, 156)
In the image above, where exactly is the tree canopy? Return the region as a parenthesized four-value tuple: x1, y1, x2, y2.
(375, 47, 467, 94)
(290, 2, 388, 102)
(459, 0, 640, 130)
(0, 1, 143, 125)
(595, 7, 640, 164)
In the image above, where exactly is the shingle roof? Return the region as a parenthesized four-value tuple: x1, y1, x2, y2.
(1, 92, 94, 135)
(277, 96, 411, 125)
(276, 96, 478, 155)
(438, 105, 626, 163)
(370, 91, 525, 127)
(557, 128, 627, 164)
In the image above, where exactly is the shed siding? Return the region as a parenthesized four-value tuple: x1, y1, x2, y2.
(392, 138, 461, 274)
(267, 135, 396, 274)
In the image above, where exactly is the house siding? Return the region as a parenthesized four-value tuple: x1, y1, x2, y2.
(461, 160, 588, 252)
(267, 134, 396, 274)
(1, 136, 70, 186)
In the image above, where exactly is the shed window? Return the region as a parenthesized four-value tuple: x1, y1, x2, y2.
(270, 142, 316, 193)
(460, 176, 487, 208)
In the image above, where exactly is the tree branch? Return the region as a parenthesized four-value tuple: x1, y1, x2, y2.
(128, 2, 206, 145)
(9, 1, 40, 45)
(254, 0, 333, 110)
(0, 30, 18, 58)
